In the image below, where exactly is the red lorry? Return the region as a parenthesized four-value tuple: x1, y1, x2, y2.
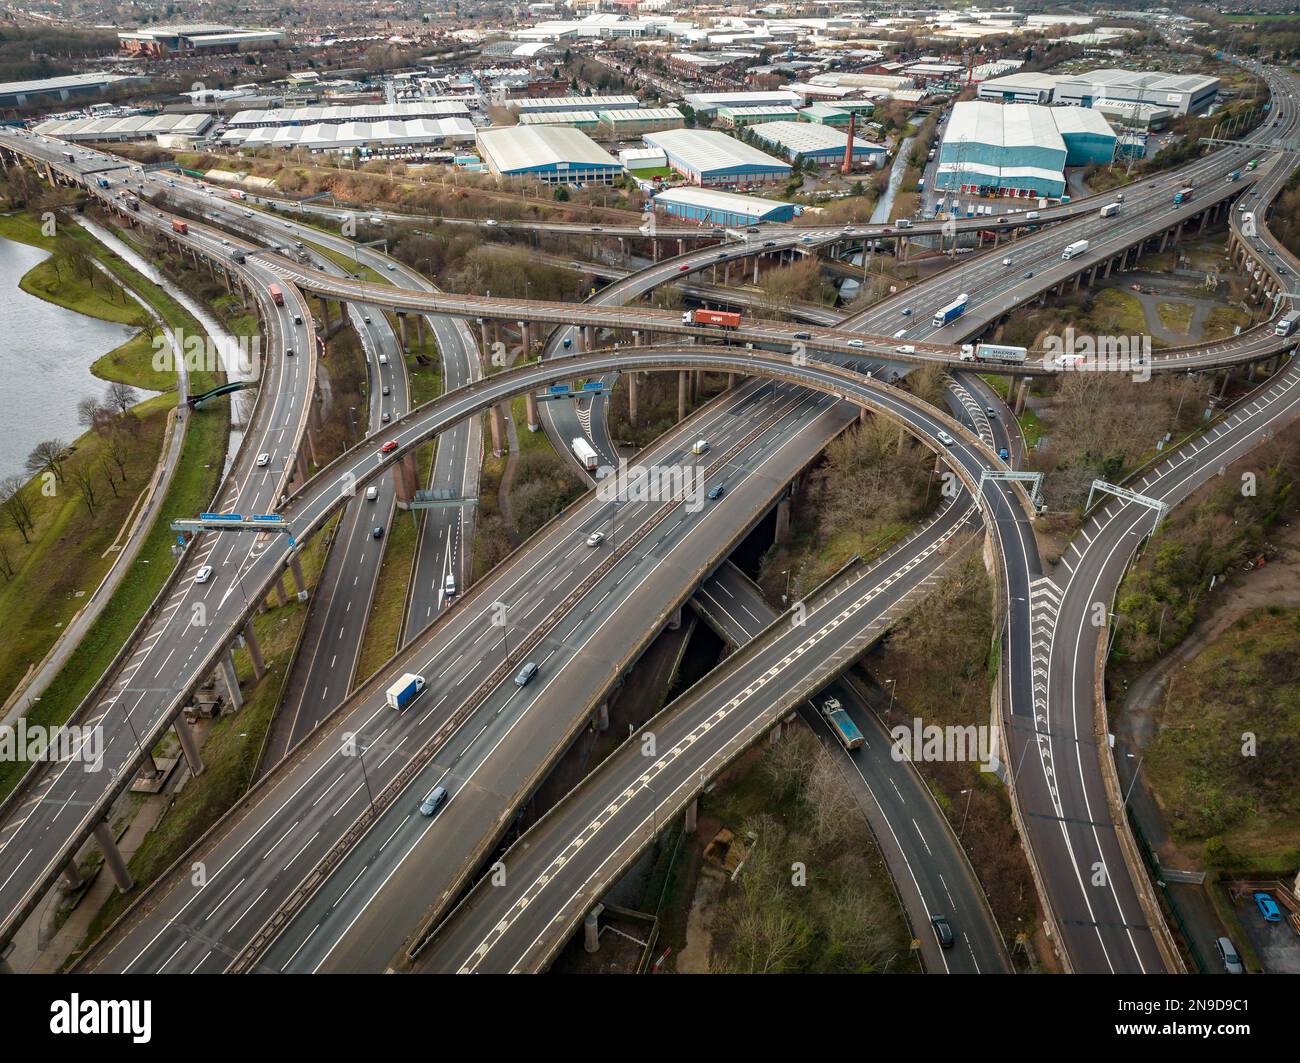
(268, 283, 285, 307)
(170, 219, 189, 234)
(682, 309, 741, 329)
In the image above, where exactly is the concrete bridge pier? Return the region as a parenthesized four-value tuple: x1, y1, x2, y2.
(290, 554, 307, 596)
(92, 821, 134, 893)
(684, 798, 698, 834)
(584, 904, 604, 952)
(174, 716, 204, 776)
(243, 620, 265, 680)
(219, 648, 244, 711)
(678, 370, 688, 421)
(61, 859, 85, 893)
(774, 495, 792, 544)
(525, 390, 540, 431)
(1013, 377, 1031, 416)
(628, 370, 640, 427)
(489, 402, 506, 458)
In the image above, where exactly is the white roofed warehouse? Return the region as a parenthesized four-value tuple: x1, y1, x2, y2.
(652, 187, 796, 227)
(477, 126, 623, 185)
(748, 122, 886, 168)
(935, 101, 1116, 200)
(642, 129, 791, 187)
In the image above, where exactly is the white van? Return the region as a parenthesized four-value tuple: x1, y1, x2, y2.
(366, 485, 378, 501)
(378, 353, 389, 365)
(691, 439, 709, 455)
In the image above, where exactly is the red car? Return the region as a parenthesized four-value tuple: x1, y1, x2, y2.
(380, 440, 399, 455)
(677, 264, 690, 271)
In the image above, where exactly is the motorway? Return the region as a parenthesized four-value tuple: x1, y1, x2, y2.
(2, 66, 1296, 972)
(0, 145, 316, 959)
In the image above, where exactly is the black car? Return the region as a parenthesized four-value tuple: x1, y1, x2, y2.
(931, 914, 955, 949)
(372, 526, 384, 539)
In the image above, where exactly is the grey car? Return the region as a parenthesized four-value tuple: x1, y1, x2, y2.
(1215, 936, 1244, 974)
(419, 786, 448, 817)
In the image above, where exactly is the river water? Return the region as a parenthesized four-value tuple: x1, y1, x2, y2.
(0, 237, 138, 481)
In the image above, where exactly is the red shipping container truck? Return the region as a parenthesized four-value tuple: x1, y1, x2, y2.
(268, 283, 285, 307)
(683, 309, 741, 329)
(170, 219, 188, 234)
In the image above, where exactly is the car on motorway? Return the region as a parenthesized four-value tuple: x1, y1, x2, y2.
(372, 525, 384, 539)
(1255, 891, 1283, 922)
(382, 384, 391, 396)
(1023, 271, 1034, 279)
(707, 483, 726, 500)
(382, 411, 391, 423)
(931, 914, 955, 949)
(285, 348, 294, 357)
(937, 430, 956, 446)
(800, 235, 814, 243)
(847, 339, 865, 348)
(418, 787, 449, 817)
(484, 219, 498, 227)
(366, 485, 378, 502)
(586, 531, 605, 547)
(221, 238, 230, 246)
(380, 440, 399, 455)
(998, 447, 1010, 461)
(986, 405, 997, 417)
(256, 452, 271, 467)
(678, 264, 689, 271)
(1002, 257, 1013, 267)
(763, 240, 776, 247)
(591, 227, 603, 233)
(194, 565, 214, 584)
(716, 251, 727, 259)
(1215, 937, 1244, 974)
(895, 344, 915, 354)
(364, 315, 372, 324)
(515, 661, 539, 687)
(793, 331, 811, 340)
(901, 307, 912, 316)
(386, 263, 397, 271)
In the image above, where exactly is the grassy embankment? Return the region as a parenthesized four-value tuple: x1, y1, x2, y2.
(0, 214, 229, 804)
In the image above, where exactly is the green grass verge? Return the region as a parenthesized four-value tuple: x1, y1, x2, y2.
(353, 508, 421, 685)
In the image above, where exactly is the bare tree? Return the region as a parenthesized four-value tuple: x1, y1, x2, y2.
(105, 381, 139, 417)
(70, 464, 98, 517)
(25, 438, 68, 484)
(0, 541, 13, 581)
(77, 395, 110, 434)
(99, 457, 120, 498)
(1, 475, 35, 543)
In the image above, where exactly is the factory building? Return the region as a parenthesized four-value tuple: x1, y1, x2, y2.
(935, 101, 1116, 199)
(749, 122, 886, 168)
(598, 108, 685, 136)
(235, 118, 476, 155)
(977, 71, 1058, 105)
(715, 104, 802, 128)
(118, 23, 284, 56)
(477, 125, 623, 185)
(681, 90, 802, 117)
(1053, 69, 1218, 117)
(33, 112, 214, 143)
(642, 128, 791, 187)
(0, 73, 139, 108)
(518, 110, 601, 132)
(511, 94, 640, 114)
(652, 187, 795, 227)
(228, 101, 471, 129)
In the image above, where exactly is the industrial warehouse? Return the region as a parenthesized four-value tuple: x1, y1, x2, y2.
(935, 101, 1117, 199)
(651, 186, 796, 227)
(476, 125, 623, 184)
(748, 121, 886, 168)
(643, 128, 791, 186)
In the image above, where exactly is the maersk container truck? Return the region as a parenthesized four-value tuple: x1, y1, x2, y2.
(386, 673, 426, 711)
(1062, 239, 1089, 259)
(821, 697, 864, 751)
(931, 293, 969, 328)
(960, 343, 1028, 364)
(1275, 311, 1300, 337)
(571, 437, 599, 471)
(683, 308, 741, 329)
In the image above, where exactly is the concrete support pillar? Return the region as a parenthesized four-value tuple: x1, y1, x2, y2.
(291, 555, 307, 595)
(678, 370, 688, 421)
(519, 320, 531, 358)
(1013, 376, 1030, 416)
(397, 313, 409, 353)
(684, 797, 698, 835)
(584, 904, 604, 953)
(92, 821, 134, 893)
(415, 314, 424, 349)
(318, 295, 331, 332)
(1218, 368, 1232, 400)
(525, 390, 539, 431)
(769, 720, 783, 744)
(628, 371, 640, 427)
(61, 860, 85, 892)
(243, 620, 264, 680)
(677, 238, 684, 256)
(174, 716, 204, 776)
(219, 649, 244, 711)
(489, 402, 506, 458)
(295, 447, 310, 485)
(774, 496, 792, 544)
(667, 606, 682, 631)
(753, 256, 760, 284)
(479, 320, 490, 368)
(596, 702, 609, 732)
(394, 457, 416, 504)
(272, 574, 289, 609)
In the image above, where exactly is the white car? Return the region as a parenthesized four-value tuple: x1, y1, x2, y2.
(586, 531, 605, 547)
(847, 339, 865, 348)
(194, 565, 214, 584)
(895, 344, 916, 354)
(256, 452, 271, 467)
(936, 430, 955, 446)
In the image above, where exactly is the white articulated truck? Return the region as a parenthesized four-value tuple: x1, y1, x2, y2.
(1062, 239, 1090, 259)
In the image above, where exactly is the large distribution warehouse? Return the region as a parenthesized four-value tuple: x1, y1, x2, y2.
(642, 129, 791, 187)
(748, 121, 886, 168)
(652, 187, 796, 227)
(477, 125, 623, 185)
(935, 101, 1116, 199)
